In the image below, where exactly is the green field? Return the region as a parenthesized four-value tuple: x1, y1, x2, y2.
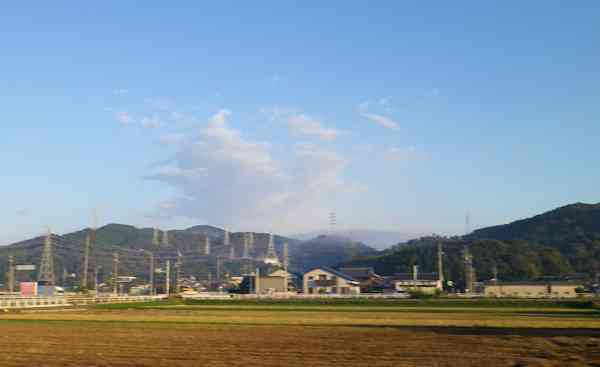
(1, 298, 599, 366)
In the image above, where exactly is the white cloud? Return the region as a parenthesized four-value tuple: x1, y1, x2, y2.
(261, 107, 339, 141)
(113, 89, 128, 96)
(144, 97, 172, 111)
(385, 146, 429, 161)
(16, 208, 30, 217)
(159, 133, 187, 146)
(145, 109, 353, 233)
(115, 111, 133, 125)
(362, 113, 399, 130)
(141, 115, 161, 129)
(287, 114, 339, 141)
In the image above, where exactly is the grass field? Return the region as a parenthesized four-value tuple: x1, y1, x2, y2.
(1, 299, 599, 366)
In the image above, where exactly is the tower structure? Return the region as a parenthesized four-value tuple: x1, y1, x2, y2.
(176, 251, 183, 294)
(7, 256, 15, 293)
(283, 242, 289, 292)
(112, 252, 119, 295)
(437, 242, 444, 284)
(463, 246, 476, 293)
(38, 229, 55, 285)
(329, 212, 337, 234)
(81, 231, 92, 290)
(223, 228, 230, 247)
(242, 233, 250, 259)
(165, 260, 171, 295)
(162, 230, 170, 246)
(147, 251, 155, 295)
(204, 236, 211, 256)
(152, 227, 160, 246)
(229, 242, 235, 260)
(264, 234, 280, 265)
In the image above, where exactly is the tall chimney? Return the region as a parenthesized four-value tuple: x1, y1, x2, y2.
(412, 265, 419, 281)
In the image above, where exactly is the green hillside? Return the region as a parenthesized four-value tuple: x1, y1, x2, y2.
(341, 203, 600, 288)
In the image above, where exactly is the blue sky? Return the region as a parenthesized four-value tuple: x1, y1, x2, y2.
(1, 2, 599, 244)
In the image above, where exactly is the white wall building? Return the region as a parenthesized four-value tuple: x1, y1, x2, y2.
(303, 267, 360, 295)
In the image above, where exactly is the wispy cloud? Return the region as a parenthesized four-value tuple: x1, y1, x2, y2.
(288, 114, 339, 141)
(262, 107, 339, 141)
(141, 115, 161, 129)
(385, 146, 429, 161)
(115, 111, 133, 125)
(113, 89, 128, 96)
(362, 113, 399, 130)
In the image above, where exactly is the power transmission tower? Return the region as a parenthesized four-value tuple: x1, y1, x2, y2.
(264, 234, 279, 264)
(152, 227, 160, 246)
(223, 228, 230, 254)
(175, 251, 182, 294)
(38, 229, 55, 285)
(81, 231, 91, 291)
(283, 242, 289, 271)
(147, 251, 155, 295)
(283, 242, 289, 292)
(7, 256, 15, 293)
(463, 247, 476, 293)
(216, 257, 222, 284)
(242, 233, 250, 259)
(204, 236, 211, 256)
(248, 232, 254, 250)
(112, 252, 119, 295)
(94, 266, 101, 292)
(165, 260, 171, 295)
(437, 242, 444, 284)
(229, 242, 235, 260)
(329, 212, 337, 234)
(162, 230, 170, 246)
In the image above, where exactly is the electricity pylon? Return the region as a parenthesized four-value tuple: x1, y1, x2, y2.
(38, 228, 55, 285)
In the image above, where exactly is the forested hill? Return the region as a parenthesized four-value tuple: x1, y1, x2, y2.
(467, 203, 600, 245)
(341, 203, 600, 287)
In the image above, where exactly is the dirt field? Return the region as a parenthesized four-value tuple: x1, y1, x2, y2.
(0, 302, 599, 367)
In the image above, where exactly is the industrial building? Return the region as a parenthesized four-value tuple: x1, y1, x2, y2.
(484, 280, 585, 298)
(390, 266, 443, 295)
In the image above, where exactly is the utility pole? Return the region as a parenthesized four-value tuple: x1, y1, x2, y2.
(255, 267, 261, 296)
(147, 251, 155, 295)
(216, 257, 222, 284)
(38, 228, 55, 285)
(81, 231, 91, 291)
(94, 266, 100, 293)
(283, 242, 289, 292)
(437, 242, 444, 284)
(175, 251, 182, 294)
(112, 252, 119, 296)
(8, 256, 15, 293)
(165, 260, 171, 296)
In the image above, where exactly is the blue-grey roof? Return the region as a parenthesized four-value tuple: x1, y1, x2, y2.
(306, 266, 358, 282)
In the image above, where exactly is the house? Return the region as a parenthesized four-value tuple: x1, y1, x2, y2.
(303, 266, 360, 295)
(338, 267, 385, 293)
(239, 274, 287, 294)
(269, 269, 298, 292)
(484, 280, 585, 298)
(391, 266, 442, 295)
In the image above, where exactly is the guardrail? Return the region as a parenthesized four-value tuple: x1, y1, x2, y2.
(0, 295, 166, 310)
